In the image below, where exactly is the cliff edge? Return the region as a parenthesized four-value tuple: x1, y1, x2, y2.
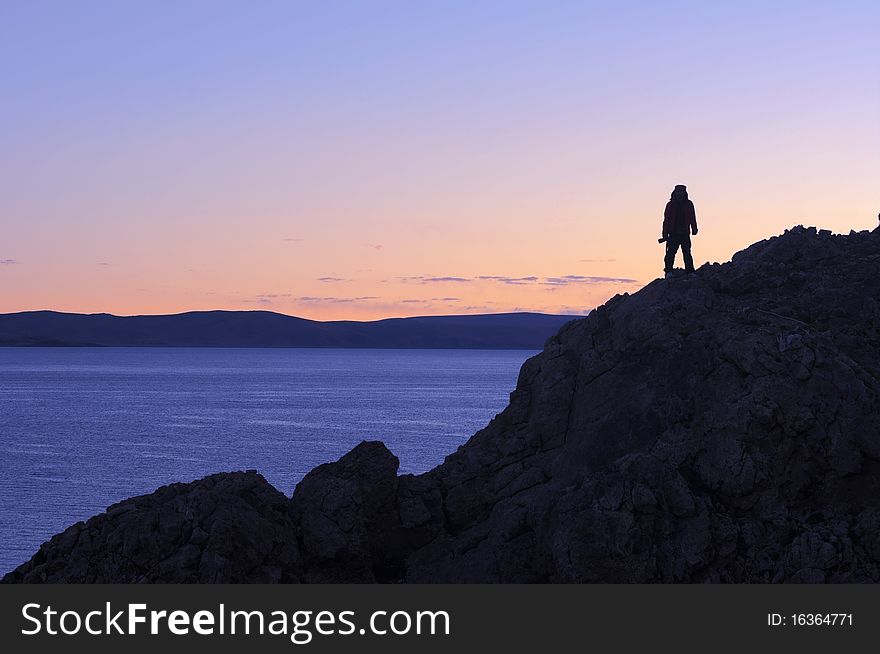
(5, 225, 880, 583)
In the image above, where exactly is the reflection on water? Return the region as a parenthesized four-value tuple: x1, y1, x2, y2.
(0, 347, 532, 574)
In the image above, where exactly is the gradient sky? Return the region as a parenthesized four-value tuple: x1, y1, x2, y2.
(2, 1, 878, 320)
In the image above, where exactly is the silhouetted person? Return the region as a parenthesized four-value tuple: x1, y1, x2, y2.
(662, 184, 698, 276)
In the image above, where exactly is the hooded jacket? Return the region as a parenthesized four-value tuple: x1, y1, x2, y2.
(663, 187, 698, 238)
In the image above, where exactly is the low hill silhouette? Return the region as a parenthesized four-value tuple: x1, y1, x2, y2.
(0, 311, 574, 349)
(5, 225, 880, 583)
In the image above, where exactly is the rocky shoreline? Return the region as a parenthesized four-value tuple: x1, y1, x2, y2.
(5, 225, 880, 583)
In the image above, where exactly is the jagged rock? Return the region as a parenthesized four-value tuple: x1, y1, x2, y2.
(5, 225, 880, 583)
(4, 472, 302, 583)
(291, 441, 405, 582)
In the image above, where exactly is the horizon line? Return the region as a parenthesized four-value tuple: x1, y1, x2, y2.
(0, 308, 587, 324)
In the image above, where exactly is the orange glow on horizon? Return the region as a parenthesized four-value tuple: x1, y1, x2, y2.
(2, 3, 878, 319)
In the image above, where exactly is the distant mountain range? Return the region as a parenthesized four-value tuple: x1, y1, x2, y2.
(0, 310, 578, 349)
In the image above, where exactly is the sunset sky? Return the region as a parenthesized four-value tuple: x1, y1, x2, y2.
(2, 1, 878, 320)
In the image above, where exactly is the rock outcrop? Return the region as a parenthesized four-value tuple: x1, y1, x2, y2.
(5, 225, 880, 583)
(4, 472, 302, 583)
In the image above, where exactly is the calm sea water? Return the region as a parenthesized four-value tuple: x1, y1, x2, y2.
(0, 347, 533, 574)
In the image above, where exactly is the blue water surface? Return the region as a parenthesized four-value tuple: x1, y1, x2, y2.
(0, 347, 533, 573)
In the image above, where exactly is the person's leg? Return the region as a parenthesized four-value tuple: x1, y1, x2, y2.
(681, 233, 694, 272)
(664, 235, 680, 273)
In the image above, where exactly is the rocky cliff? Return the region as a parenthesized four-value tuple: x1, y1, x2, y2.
(5, 225, 880, 583)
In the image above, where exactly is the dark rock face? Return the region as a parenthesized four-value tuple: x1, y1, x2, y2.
(3, 473, 302, 583)
(5, 226, 880, 583)
(291, 441, 405, 582)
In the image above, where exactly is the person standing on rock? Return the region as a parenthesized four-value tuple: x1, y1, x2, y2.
(662, 184, 698, 277)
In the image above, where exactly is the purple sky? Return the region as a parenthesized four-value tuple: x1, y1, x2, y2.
(2, 1, 878, 318)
